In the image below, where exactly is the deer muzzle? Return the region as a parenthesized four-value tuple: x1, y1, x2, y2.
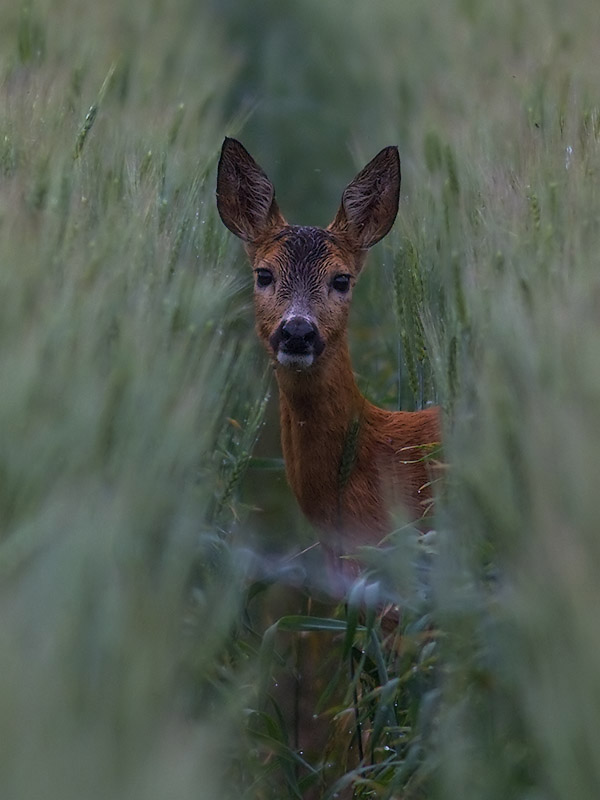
(270, 316, 325, 369)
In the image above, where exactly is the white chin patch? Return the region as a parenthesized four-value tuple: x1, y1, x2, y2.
(276, 351, 314, 369)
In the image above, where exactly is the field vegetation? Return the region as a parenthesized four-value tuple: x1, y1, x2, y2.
(1, 1, 600, 798)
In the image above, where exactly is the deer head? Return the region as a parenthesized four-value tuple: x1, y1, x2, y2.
(216, 138, 400, 371)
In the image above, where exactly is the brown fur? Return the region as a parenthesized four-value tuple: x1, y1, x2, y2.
(217, 138, 441, 581)
(217, 139, 441, 795)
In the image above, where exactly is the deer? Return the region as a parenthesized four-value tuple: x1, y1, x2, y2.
(217, 137, 440, 585)
(216, 138, 441, 795)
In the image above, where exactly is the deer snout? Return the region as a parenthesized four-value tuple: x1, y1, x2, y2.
(270, 316, 324, 369)
(281, 317, 316, 349)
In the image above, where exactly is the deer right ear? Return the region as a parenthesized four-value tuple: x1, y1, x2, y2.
(328, 146, 400, 250)
(216, 138, 286, 243)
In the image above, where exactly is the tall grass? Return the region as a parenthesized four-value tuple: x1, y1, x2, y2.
(2, 0, 600, 798)
(0, 2, 262, 798)
(217, 2, 600, 798)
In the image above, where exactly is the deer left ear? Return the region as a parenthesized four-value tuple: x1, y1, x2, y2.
(328, 146, 400, 250)
(216, 137, 286, 243)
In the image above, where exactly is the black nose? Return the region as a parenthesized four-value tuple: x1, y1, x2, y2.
(273, 317, 317, 355)
(281, 317, 317, 348)
(269, 316, 324, 359)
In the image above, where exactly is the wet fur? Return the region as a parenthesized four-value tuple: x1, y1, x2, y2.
(217, 138, 441, 795)
(217, 138, 440, 576)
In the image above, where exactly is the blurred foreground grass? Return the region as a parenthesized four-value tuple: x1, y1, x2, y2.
(1, 1, 600, 799)
(0, 2, 258, 797)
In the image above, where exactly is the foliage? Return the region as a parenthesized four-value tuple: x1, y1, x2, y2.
(2, 1, 600, 799)
(0, 2, 257, 797)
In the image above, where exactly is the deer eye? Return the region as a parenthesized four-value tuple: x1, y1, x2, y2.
(331, 274, 351, 293)
(255, 268, 274, 288)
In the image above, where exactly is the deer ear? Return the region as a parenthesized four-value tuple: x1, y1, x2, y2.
(328, 146, 400, 250)
(216, 138, 286, 243)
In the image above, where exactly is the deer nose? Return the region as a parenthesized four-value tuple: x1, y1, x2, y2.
(281, 317, 317, 349)
(269, 316, 324, 363)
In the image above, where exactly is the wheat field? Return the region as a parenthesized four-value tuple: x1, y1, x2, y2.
(1, 1, 599, 798)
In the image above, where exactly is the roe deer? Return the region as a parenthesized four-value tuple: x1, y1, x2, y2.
(217, 138, 440, 586)
(217, 139, 441, 797)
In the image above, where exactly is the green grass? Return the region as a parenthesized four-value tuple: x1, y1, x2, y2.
(0, 3, 258, 797)
(1, 0, 600, 798)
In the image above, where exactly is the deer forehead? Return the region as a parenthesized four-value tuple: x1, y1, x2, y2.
(255, 226, 355, 285)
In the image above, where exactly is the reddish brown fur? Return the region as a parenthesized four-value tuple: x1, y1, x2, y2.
(217, 138, 440, 581)
(276, 349, 439, 586)
(217, 138, 441, 796)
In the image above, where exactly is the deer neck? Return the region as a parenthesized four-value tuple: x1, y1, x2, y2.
(274, 340, 367, 530)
